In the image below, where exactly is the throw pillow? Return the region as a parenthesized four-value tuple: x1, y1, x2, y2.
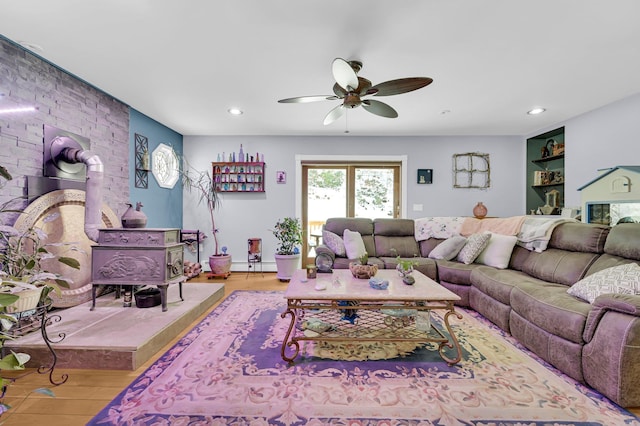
(456, 233, 491, 265)
(567, 263, 640, 303)
(343, 229, 367, 260)
(322, 230, 346, 257)
(475, 233, 518, 269)
(428, 236, 467, 260)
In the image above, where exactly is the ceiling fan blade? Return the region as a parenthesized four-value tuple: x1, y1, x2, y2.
(361, 99, 398, 118)
(278, 95, 337, 103)
(371, 77, 433, 97)
(323, 104, 346, 125)
(332, 83, 348, 98)
(332, 58, 359, 91)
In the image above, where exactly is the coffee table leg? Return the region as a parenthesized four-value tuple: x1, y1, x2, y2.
(280, 305, 300, 363)
(439, 307, 463, 365)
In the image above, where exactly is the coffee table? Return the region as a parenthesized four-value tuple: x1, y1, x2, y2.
(281, 268, 462, 365)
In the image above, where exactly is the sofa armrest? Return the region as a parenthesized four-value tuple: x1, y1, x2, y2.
(315, 244, 336, 261)
(593, 293, 640, 315)
(583, 294, 640, 342)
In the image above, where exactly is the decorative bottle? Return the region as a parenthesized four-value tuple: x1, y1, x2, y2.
(473, 202, 488, 219)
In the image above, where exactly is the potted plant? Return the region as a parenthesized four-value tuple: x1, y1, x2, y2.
(180, 160, 232, 277)
(0, 168, 76, 414)
(271, 217, 303, 281)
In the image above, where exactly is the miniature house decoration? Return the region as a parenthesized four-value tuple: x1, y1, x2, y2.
(577, 166, 640, 225)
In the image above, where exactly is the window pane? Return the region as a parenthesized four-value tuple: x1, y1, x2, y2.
(354, 168, 394, 218)
(307, 168, 347, 240)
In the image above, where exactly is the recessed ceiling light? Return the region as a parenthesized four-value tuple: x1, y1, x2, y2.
(228, 108, 243, 116)
(527, 107, 546, 115)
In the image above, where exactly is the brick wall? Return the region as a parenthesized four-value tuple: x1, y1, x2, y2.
(0, 38, 129, 220)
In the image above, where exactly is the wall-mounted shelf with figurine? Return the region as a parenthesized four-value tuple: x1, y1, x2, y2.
(212, 162, 265, 193)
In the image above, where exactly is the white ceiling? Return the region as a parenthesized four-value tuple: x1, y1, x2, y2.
(2, 0, 640, 137)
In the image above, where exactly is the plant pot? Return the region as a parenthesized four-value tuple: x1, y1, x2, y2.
(275, 253, 300, 282)
(5, 287, 44, 314)
(209, 254, 232, 276)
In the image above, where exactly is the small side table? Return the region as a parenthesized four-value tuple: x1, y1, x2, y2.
(247, 237, 263, 278)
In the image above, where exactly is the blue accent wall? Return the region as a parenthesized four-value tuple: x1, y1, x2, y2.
(129, 108, 183, 228)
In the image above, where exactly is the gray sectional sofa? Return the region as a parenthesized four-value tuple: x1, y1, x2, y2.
(315, 217, 640, 408)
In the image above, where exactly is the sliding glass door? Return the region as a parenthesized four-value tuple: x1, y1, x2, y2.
(302, 162, 400, 262)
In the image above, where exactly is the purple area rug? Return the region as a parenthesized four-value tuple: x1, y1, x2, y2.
(88, 290, 640, 425)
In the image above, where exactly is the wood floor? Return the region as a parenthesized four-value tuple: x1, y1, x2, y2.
(2, 272, 637, 425)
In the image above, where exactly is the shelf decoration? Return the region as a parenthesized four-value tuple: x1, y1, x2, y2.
(134, 133, 149, 188)
(212, 162, 265, 192)
(452, 152, 490, 189)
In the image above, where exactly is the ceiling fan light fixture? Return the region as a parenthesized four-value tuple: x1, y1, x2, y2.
(527, 107, 546, 115)
(227, 107, 243, 116)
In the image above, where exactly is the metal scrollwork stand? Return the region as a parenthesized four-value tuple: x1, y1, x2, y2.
(3, 302, 68, 387)
(37, 304, 68, 386)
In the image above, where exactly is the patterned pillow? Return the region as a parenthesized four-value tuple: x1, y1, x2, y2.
(428, 236, 467, 260)
(322, 230, 346, 257)
(456, 233, 491, 265)
(343, 229, 367, 259)
(567, 263, 640, 303)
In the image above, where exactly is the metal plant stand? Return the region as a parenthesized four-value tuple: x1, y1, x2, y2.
(1, 302, 68, 390)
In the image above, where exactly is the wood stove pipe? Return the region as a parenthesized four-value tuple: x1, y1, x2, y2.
(57, 147, 104, 242)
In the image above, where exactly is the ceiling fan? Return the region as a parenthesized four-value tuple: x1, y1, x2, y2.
(278, 58, 433, 125)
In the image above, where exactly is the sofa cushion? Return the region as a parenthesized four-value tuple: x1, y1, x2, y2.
(475, 233, 518, 269)
(510, 282, 591, 344)
(567, 263, 640, 303)
(437, 260, 478, 286)
(548, 222, 609, 253)
(373, 218, 421, 257)
(322, 230, 346, 257)
(343, 229, 367, 259)
(456, 233, 491, 264)
(604, 223, 640, 261)
(520, 248, 600, 286)
(470, 266, 532, 305)
(428, 236, 467, 260)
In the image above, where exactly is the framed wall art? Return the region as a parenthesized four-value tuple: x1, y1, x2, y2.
(417, 169, 433, 184)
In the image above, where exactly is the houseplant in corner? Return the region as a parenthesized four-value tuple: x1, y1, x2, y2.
(271, 217, 303, 282)
(180, 159, 232, 277)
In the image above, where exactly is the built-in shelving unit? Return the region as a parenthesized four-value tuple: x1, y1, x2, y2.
(526, 127, 565, 214)
(212, 162, 265, 193)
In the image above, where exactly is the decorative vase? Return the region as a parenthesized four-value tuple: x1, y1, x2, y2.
(121, 202, 148, 228)
(275, 254, 301, 282)
(473, 202, 488, 219)
(209, 254, 232, 276)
